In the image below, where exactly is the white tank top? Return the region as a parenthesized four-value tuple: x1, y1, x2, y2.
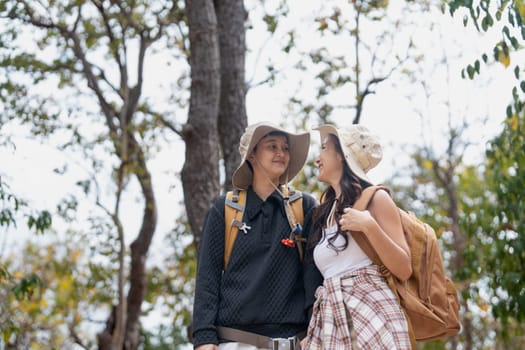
(313, 224, 372, 278)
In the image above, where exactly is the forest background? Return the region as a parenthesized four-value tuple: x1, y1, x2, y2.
(0, 0, 524, 349)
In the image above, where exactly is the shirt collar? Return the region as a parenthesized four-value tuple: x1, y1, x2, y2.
(245, 187, 286, 220)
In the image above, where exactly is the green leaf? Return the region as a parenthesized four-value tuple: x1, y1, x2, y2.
(27, 210, 52, 234)
(503, 25, 510, 38)
(467, 64, 475, 79)
(482, 16, 489, 31)
(515, 4, 525, 26)
(12, 273, 42, 300)
(263, 15, 278, 34)
(493, 46, 500, 60)
(0, 265, 11, 279)
(485, 14, 494, 29)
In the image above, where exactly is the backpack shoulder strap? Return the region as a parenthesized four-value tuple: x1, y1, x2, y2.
(224, 189, 247, 270)
(352, 185, 389, 210)
(351, 185, 390, 266)
(282, 186, 305, 261)
(288, 190, 304, 226)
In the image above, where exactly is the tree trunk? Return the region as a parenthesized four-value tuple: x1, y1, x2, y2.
(433, 160, 470, 350)
(215, 0, 247, 192)
(445, 171, 470, 350)
(184, 0, 221, 248)
(96, 141, 157, 350)
(124, 146, 158, 349)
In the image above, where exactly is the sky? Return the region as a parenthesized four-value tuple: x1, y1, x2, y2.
(0, 0, 522, 346)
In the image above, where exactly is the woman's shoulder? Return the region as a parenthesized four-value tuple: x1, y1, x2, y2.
(207, 193, 227, 215)
(371, 187, 391, 200)
(368, 186, 396, 211)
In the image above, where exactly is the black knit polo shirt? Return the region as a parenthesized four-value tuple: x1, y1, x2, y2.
(192, 187, 322, 347)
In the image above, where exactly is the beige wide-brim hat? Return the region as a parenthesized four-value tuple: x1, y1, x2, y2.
(315, 124, 382, 182)
(232, 122, 310, 190)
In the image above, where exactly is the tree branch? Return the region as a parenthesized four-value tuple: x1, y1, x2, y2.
(91, 0, 125, 74)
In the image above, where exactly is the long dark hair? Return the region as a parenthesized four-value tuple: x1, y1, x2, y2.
(308, 134, 372, 255)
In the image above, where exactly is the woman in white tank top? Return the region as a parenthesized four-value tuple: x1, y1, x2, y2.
(302, 124, 414, 349)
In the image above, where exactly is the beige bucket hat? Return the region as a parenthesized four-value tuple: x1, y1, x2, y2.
(232, 122, 310, 189)
(315, 124, 382, 182)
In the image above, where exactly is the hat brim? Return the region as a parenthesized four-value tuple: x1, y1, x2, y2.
(232, 125, 310, 189)
(315, 125, 371, 182)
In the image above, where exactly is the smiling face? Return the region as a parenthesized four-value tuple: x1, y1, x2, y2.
(316, 134, 344, 188)
(248, 133, 290, 184)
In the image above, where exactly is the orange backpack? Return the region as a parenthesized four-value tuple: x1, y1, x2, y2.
(352, 185, 461, 342)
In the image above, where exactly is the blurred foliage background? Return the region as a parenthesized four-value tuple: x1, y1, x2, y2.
(0, 0, 524, 349)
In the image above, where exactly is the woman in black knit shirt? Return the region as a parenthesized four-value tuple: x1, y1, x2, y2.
(192, 122, 322, 350)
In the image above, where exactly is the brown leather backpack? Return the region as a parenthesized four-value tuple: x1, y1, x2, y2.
(352, 185, 461, 342)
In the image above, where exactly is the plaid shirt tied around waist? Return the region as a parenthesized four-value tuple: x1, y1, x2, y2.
(303, 264, 412, 350)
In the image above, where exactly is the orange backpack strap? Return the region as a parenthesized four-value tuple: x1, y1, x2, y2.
(282, 186, 305, 262)
(224, 189, 247, 270)
(289, 191, 304, 225)
(351, 185, 390, 266)
(352, 185, 389, 211)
